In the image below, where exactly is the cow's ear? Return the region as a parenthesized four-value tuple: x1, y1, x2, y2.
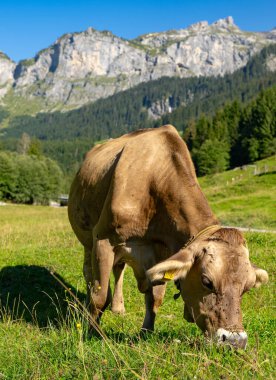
(252, 265, 269, 288)
(147, 248, 195, 283)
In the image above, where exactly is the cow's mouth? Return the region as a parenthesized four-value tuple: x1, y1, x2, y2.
(215, 328, 248, 349)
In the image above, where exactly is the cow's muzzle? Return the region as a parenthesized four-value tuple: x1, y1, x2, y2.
(216, 328, 248, 349)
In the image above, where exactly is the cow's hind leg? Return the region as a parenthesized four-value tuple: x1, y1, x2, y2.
(142, 283, 167, 332)
(83, 246, 93, 308)
(88, 237, 114, 331)
(111, 262, 126, 314)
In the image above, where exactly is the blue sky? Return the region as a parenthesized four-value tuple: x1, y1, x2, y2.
(1, 0, 275, 62)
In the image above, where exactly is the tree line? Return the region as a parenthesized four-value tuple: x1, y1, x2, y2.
(0, 85, 275, 203)
(185, 87, 276, 175)
(0, 143, 63, 204)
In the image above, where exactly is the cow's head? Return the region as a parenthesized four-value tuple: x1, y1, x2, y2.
(147, 228, 268, 349)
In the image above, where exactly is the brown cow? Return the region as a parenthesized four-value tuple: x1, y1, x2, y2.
(68, 125, 268, 348)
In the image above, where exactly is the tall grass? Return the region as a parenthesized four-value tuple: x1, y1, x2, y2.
(0, 160, 275, 379)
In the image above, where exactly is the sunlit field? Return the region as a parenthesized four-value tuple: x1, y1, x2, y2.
(200, 156, 276, 230)
(0, 159, 275, 378)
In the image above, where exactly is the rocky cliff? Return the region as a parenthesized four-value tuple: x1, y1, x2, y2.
(1, 17, 276, 110)
(0, 52, 15, 98)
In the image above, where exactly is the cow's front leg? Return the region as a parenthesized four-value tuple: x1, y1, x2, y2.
(111, 262, 126, 314)
(142, 283, 167, 332)
(88, 238, 114, 330)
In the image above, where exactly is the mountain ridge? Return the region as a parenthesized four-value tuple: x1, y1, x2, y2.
(3, 44, 276, 142)
(0, 17, 276, 111)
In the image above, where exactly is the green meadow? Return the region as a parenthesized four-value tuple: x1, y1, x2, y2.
(0, 157, 275, 379)
(200, 156, 276, 230)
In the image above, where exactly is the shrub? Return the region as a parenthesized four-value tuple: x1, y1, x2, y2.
(0, 151, 63, 204)
(193, 139, 230, 176)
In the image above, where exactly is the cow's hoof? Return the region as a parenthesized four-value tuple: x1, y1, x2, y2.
(140, 328, 154, 339)
(111, 305, 126, 314)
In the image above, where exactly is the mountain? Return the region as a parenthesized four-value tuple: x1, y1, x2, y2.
(0, 52, 15, 98)
(0, 16, 276, 111)
(2, 44, 276, 142)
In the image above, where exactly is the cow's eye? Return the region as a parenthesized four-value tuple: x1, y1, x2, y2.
(202, 275, 214, 291)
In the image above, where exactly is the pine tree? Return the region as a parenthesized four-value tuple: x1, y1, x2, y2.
(193, 139, 230, 176)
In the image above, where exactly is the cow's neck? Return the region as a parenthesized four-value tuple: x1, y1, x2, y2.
(150, 142, 219, 252)
(159, 181, 219, 252)
(180, 183, 218, 235)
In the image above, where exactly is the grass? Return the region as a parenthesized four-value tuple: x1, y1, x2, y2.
(0, 91, 46, 129)
(0, 159, 275, 379)
(19, 58, 36, 67)
(199, 156, 276, 230)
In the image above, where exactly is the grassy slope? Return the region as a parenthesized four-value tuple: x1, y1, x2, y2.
(200, 156, 276, 231)
(0, 158, 275, 379)
(0, 91, 46, 130)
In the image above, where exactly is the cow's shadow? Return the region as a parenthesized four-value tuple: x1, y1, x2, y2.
(105, 329, 204, 349)
(0, 265, 85, 327)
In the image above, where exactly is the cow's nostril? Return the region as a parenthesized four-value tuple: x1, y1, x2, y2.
(216, 328, 248, 349)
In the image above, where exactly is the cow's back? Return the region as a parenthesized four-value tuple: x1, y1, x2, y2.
(68, 129, 153, 243)
(68, 125, 212, 248)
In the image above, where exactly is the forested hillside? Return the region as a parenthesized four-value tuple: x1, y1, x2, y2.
(1, 45, 275, 174)
(186, 87, 276, 174)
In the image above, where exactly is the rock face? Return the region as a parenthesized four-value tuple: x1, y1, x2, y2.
(0, 52, 15, 98)
(1, 17, 276, 108)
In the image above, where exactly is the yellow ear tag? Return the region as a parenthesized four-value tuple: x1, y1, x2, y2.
(163, 271, 175, 280)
